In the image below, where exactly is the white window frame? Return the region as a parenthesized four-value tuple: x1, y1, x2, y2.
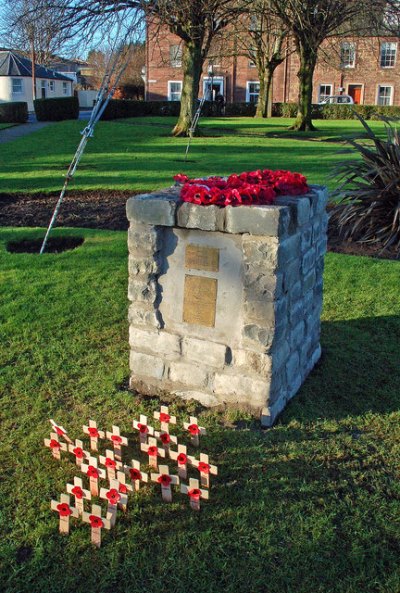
(169, 45, 182, 68)
(12, 78, 23, 95)
(203, 76, 224, 101)
(340, 42, 356, 68)
(62, 82, 68, 95)
(376, 85, 393, 106)
(318, 83, 333, 103)
(380, 42, 397, 68)
(48, 80, 55, 92)
(168, 80, 182, 101)
(246, 81, 260, 103)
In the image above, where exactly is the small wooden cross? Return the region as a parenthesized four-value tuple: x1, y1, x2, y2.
(150, 465, 179, 502)
(44, 432, 68, 460)
(153, 405, 177, 434)
(140, 437, 166, 469)
(51, 493, 79, 534)
(124, 459, 148, 491)
(99, 449, 123, 481)
(81, 455, 106, 497)
(66, 476, 91, 516)
(154, 430, 178, 458)
(116, 470, 133, 506)
(99, 479, 128, 527)
(188, 453, 218, 488)
(106, 425, 128, 462)
(169, 444, 189, 480)
(82, 504, 111, 548)
(133, 415, 154, 444)
(181, 478, 209, 511)
(83, 420, 105, 452)
(183, 416, 206, 447)
(49, 419, 73, 444)
(68, 439, 89, 468)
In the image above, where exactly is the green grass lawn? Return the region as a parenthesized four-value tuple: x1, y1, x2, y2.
(0, 116, 386, 195)
(0, 123, 16, 130)
(0, 226, 399, 593)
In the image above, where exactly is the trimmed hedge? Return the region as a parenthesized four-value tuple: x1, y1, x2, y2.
(34, 97, 79, 121)
(0, 102, 28, 123)
(273, 102, 400, 120)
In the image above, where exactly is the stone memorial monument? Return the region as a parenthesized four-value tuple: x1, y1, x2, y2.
(126, 183, 328, 426)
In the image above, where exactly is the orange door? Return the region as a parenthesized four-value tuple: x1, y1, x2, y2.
(348, 85, 362, 104)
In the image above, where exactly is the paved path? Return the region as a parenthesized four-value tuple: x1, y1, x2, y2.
(0, 122, 52, 144)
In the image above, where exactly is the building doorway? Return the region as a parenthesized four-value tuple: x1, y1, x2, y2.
(203, 77, 224, 101)
(41, 81, 47, 99)
(347, 84, 362, 104)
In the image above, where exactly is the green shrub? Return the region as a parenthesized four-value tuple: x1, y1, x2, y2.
(331, 113, 400, 250)
(34, 97, 79, 121)
(0, 102, 28, 123)
(224, 102, 256, 116)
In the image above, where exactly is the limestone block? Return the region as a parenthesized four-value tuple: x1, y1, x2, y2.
(243, 272, 282, 302)
(290, 321, 305, 350)
(130, 351, 165, 380)
(278, 233, 301, 265)
(128, 304, 161, 329)
(289, 300, 305, 328)
(301, 249, 316, 275)
(127, 193, 178, 226)
(225, 205, 290, 236)
(243, 236, 279, 269)
(270, 339, 290, 372)
(287, 374, 302, 400)
(128, 278, 158, 304)
(289, 281, 302, 305)
(182, 337, 227, 368)
(303, 269, 316, 293)
(261, 395, 287, 427)
(177, 202, 225, 231)
(285, 351, 300, 386)
(213, 372, 267, 406)
(128, 255, 160, 277)
(316, 236, 328, 258)
(172, 390, 220, 407)
(233, 349, 273, 376)
(283, 259, 301, 291)
(128, 224, 162, 255)
(129, 327, 181, 356)
(169, 361, 208, 388)
(275, 196, 311, 227)
(301, 226, 313, 254)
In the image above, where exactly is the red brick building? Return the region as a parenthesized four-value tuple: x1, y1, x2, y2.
(145, 24, 400, 107)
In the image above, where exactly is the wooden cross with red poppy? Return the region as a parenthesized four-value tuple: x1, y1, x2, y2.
(44, 432, 68, 460)
(99, 449, 123, 481)
(169, 444, 189, 480)
(124, 459, 148, 491)
(153, 405, 177, 434)
(81, 455, 106, 497)
(83, 420, 105, 452)
(154, 430, 178, 458)
(99, 479, 128, 527)
(68, 439, 89, 468)
(106, 425, 128, 462)
(181, 478, 209, 511)
(183, 416, 206, 447)
(66, 476, 91, 516)
(82, 504, 111, 548)
(150, 465, 180, 502)
(188, 453, 217, 488)
(116, 470, 133, 505)
(51, 493, 79, 534)
(133, 414, 154, 444)
(49, 419, 73, 445)
(140, 436, 166, 469)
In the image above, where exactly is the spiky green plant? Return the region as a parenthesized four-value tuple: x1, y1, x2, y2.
(331, 114, 400, 252)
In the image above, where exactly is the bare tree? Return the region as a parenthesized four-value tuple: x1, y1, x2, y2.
(269, 0, 381, 131)
(233, 1, 290, 118)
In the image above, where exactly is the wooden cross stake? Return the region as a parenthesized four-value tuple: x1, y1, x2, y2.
(169, 444, 189, 480)
(49, 419, 73, 444)
(51, 493, 79, 534)
(99, 479, 128, 527)
(188, 453, 218, 488)
(68, 439, 89, 468)
(106, 425, 128, 462)
(183, 416, 206, 447)
(181, 478, 209, 511)
(116, 470, 133, 506)
(44, 432, 68, 460)
(153, 405, 177, 434)
(154, 430, 177, 458)
(99, 449, 123, 481)
(133, 415, 154, 444)
(81, 455, 106, 497)
(124, 459, 148, 492)
(150, 465, 179, 502)
(66, 476, 91, 516)
(83, 420, 105, 452)
(82, 504, 111, 548)
(140, 437, 165, 469)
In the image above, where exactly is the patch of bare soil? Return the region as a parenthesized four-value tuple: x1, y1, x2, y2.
(0, 191, 398, 260)
(6, 236, 84, 254)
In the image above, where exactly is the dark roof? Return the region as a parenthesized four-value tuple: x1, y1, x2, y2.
(0, 51, 73, 81)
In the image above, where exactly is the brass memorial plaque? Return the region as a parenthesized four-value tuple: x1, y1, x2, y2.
(185, 244, 219, 272)
(183, 275, 218, 327)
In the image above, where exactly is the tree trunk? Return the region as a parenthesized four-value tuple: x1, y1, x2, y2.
(255, 68, 274, 119)
(172, 42, 203, 137)
(291, 45, 317, 131)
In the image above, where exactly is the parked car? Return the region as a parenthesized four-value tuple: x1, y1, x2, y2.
(319, 94, 354, 105)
